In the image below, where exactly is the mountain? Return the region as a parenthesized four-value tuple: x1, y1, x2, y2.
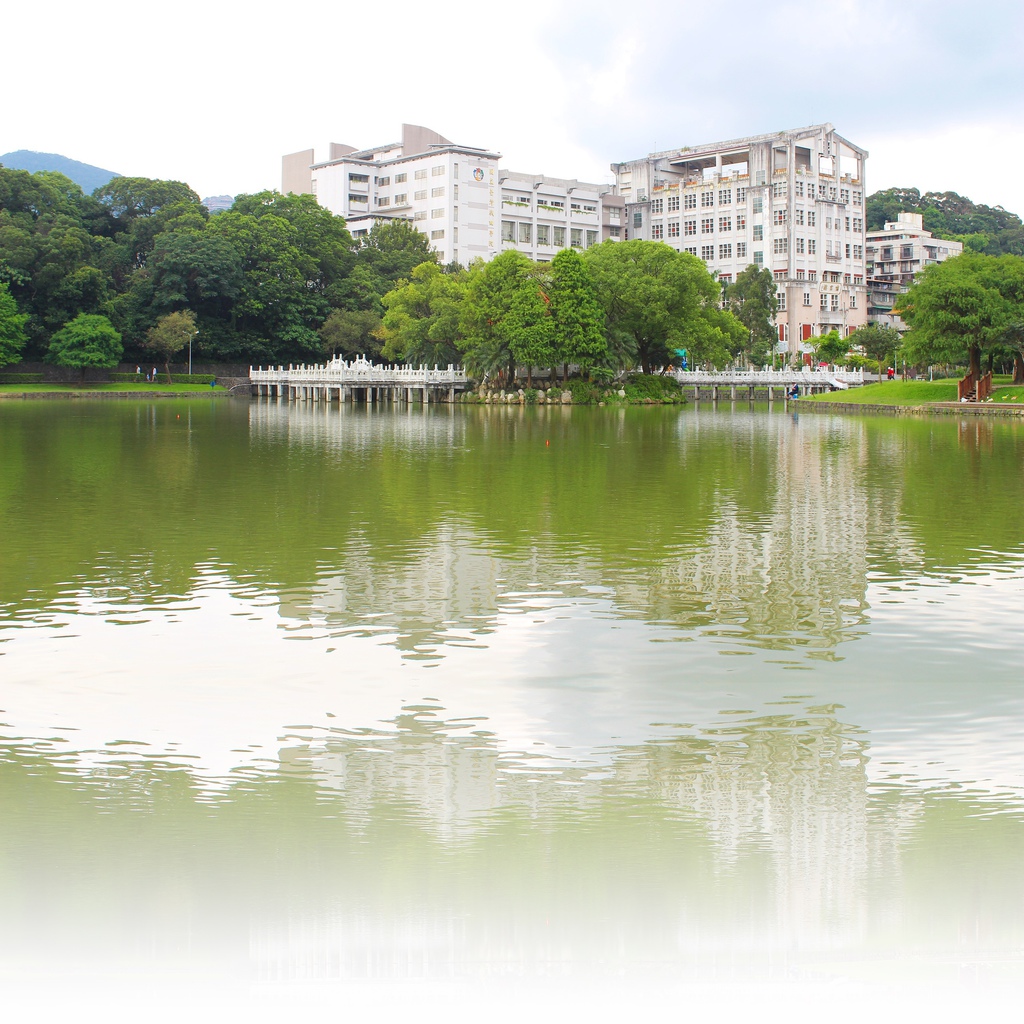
(0, 150, 120, 195)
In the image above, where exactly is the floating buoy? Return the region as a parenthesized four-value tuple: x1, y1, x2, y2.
(545, 439, 550, 446)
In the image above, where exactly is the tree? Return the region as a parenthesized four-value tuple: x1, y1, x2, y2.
(546, 248, 607, 380)
(319, 308, 383, 359)
(377, 262, 466, 366)
(143, 310, 197, 383)
(726, 265, 778, 365)
(0, 282, 28, 367)
(584, 240, 742, 373)
(898, 253, 1010, 375)
(813, 329, 848, 366)
(46, 313, 122, 381)
(850, 323, 901, 378)
(459, 251, 552, 384)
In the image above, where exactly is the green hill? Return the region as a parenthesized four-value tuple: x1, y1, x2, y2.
(0, 150, 120, 195)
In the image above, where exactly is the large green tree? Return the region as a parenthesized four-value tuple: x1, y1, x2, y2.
(726, 265, 778, 365)
(546, 248, 607, 380)
(0, 281, 28, 367)
(378, 262, 465, 366)
(898, 253, 1015, 375)
(46, 313, 122, 381)
(319, 308, 384, 360)
(584, 240, 742, 372)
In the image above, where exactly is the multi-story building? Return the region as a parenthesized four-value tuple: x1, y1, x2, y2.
(612, 124, 870, 355)
(865, 212, 962, 329)
(283, 124, 621, 266)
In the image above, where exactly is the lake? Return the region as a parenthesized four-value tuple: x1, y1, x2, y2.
(1, 398, 1022, 1021)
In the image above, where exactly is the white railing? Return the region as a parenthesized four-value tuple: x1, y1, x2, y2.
(669, 366, 864, 386)
(250, 355, 467, 387)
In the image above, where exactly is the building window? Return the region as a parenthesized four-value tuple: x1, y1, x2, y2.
(829, 186, 838, 202)
(853, 217, 863, 232)
(609, 226, 621, 237)
(377, 175, 390, 187)
(414, 190, 427, 201)
(501, 221, 515, 241)
(808, 238, 817, 254)
(773, 237, 788, 254)
(845, 217, 851, 231)
(652, 222, 664, 240)
(684, 246, 697, 255)
(586, 230, 598, 247)
(684, 219, 696, 236)
(718, 273, 732, 284)
(803, 291, 811, 306)
(774, 208, 787, 226)
(377, 196, 390, 207)
(431, 208, 444, 219)
(808, 271, 817, 282)
(395, 173, 407, 184)
(796, 269, 805, 279)
(432, 165, 445, 176)
(651, 198, 664, 214)
(633, 211, 643, 228)
(719, 188, 731, 204)
(831, 293, 840, 311)
(850, 292, 857, 308)
(807, 211, 816, 227)
(553, 226, 566, 247)
(735, 213, 746, 231)
(796, 237, 805, 254)
(818, 183, 827, 199)
(701, 217, 714, 234)
(430, 229, 444, 240)
(519, 222, 532, 243)
(684, 193, 697, 210)
(413, 211, 427, 221)
(719, 216, 731, 232)
(415, 169, 427, 180)
(854, 274, 863, 284)
(795, 209, 804, 226)
(736, 187, 747, 203)
(853, 244, 863, 260)
(537, 224, 550, 245)
(772, 182, 787, 198)
(820, 292, 829, 310)
(753, 225, 763, 241)
(349, 173, 369, 183)
(701, 245, 714, 261)
(753, 250, 763, 266)
(701, 191, 714, 207)
(846, 243, 852, 258)
(752, 196, 763, 214)
(571, 228, 583, 248)
(667, 220, 680, 238)
(719, 243, 732, 259)
(667, 195, 680, 212)
(853, 191, 862, 205)
(736, 241, 747, 258)
(395, 193, 407, 205)
(841, 188, 850, 203)
(794, 181, 804, 197)
(431, 186, 445, 198)
(778, 290, 786, 311)
(347, 194, 367, 205)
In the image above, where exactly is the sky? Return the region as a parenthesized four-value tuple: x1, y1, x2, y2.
(4, 0, 1024, 215)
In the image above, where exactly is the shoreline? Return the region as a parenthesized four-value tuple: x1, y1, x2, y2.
(793, 399, 1024, 418)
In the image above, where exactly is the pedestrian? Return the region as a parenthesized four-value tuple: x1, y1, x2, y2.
(135, 365, 141, 376)
(152, 367, 158, 382)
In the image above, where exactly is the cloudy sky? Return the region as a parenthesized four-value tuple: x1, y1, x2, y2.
(5, 0, 1023, 214)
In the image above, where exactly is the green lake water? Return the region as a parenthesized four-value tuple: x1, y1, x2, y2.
(1, 398, 1023, 1020)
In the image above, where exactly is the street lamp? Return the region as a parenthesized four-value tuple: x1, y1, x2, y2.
(188, 328, 198, 375)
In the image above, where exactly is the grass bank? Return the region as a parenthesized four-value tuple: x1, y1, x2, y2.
(801, 379, 1024, 406)
(0, 382, 230, 398)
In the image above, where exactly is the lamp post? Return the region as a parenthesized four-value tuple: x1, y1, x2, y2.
(188, 328, 198, 375)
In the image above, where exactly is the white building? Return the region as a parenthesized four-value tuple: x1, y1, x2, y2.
(612, 124, 870, 355)
(283, 124, 622, 266)
(865, 212, 963, 329)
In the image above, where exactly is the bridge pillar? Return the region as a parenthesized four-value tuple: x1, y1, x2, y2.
(730, 385, 737, 401)
(712, 384, 719, 402)
(423, 386, 430, 404)
(694, 386, 699, 401)
(767, 385, 774, 403)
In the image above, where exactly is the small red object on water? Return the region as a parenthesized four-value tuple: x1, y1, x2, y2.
(545, 440, 550, 446)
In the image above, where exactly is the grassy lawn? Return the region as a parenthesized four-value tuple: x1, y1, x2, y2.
(802, 381, 958, 405)
(0, 382, 229, 394)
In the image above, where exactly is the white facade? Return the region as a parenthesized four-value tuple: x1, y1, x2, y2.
(866, 212, 963, 329)
(286, 124, 622, 266)
(612, 124, 870, 354)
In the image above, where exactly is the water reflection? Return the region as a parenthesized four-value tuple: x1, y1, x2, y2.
(2, 400, 1024, 1002)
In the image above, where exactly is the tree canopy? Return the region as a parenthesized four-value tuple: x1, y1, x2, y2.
(0, 281, 28, 367)
(725, 265, 778, 366)
(46, 313, 123, 378)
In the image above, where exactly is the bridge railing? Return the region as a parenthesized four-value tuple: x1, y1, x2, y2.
(250, 357, 467, 386)
(668, 367, 864, 385)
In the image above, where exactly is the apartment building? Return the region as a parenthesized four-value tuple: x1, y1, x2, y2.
(612, 124, 870, 354)
(865, 212, 962, 328)
(283, 124, 622, 266)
